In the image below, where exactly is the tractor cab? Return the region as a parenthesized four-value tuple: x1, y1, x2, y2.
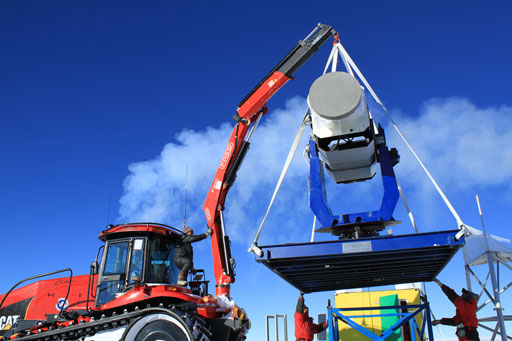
(94, 223, 183, 307)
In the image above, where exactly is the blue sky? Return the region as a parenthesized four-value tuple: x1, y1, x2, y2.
(1, 1, 512, 340)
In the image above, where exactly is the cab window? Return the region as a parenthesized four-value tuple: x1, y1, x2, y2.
(97, 241, 128, 306)
(128, 239, 145, 284)
(147, 238, 179, 284)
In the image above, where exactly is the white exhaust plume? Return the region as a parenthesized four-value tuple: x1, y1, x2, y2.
(119, 96, 512, 244)
(118, 97, 314, 244)
(388, 97, 512, 192)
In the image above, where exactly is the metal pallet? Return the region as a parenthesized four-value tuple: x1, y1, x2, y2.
(256, 230, 464, 292)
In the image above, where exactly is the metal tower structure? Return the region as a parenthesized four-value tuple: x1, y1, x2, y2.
(463, 195, 511, 340)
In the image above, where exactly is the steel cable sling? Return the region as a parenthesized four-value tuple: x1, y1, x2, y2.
(249, 35, 468, 255)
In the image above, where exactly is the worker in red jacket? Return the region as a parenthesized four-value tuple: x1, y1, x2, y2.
(432, 278, 480, 341)
(294, 293, 327, 341)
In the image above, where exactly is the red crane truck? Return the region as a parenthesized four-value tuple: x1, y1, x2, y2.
(0, 23, 335, 340)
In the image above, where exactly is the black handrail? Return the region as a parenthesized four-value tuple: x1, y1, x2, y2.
(0, 268, 73, 317)
(105, 222, 183, 235)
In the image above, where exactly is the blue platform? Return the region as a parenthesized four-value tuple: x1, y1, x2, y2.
(255, 230, 464, 293)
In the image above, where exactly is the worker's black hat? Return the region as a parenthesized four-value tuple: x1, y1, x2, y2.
(462, 288, 479, 301)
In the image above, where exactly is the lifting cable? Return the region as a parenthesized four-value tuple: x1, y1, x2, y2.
(248, 112, 310, 256)
(396, 176, 418, 234)
(249, 36, 467, 256)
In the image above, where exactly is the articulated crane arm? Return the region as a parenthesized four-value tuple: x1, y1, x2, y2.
(203, 23, 335, 297)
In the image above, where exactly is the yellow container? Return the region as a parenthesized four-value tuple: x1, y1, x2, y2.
(334, 288, 424, 340)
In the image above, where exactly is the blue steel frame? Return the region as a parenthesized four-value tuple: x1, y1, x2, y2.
(309, 125, 400, 229)
(256, 230, 464, 292)
(258, 229, 463, 260)
(328, 304, 434, 341)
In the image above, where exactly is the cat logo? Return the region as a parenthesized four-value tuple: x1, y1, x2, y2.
(0, 315, 20, 330)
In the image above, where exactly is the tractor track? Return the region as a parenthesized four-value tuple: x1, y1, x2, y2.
(8, 306, 212, 341)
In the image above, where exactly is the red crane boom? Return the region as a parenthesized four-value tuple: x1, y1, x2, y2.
(203, 23, 335, 297)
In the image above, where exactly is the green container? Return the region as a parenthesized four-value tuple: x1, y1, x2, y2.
(379, 294, 402, 341)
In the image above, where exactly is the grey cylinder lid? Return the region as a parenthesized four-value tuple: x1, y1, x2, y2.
(308, 72, 362, 120)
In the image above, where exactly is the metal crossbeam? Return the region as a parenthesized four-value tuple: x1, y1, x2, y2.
(467, 265, 496, 305)
(327, 304, 433, 341)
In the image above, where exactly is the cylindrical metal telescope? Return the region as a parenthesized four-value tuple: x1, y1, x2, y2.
(307, 71, 377, 184)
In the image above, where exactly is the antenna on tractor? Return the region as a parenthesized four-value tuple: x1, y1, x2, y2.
(105, 192, 112, 226)
(183, 163, 189, 228)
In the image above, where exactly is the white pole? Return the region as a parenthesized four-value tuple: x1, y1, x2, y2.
(266, 315, 270, 341)
(275, 314, 279, 341)
(284, 314, 288, 341)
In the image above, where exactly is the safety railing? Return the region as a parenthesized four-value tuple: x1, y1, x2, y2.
(327, 303, 434, 341)
(265, 314, 288, 341)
